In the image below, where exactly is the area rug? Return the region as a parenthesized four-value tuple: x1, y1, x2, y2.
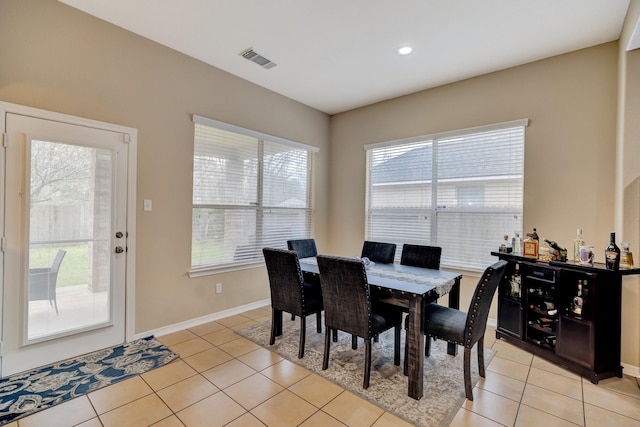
(0, 336, 178, 425)
(238, 317, 495, 427)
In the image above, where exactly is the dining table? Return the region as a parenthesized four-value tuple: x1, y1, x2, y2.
(298, 256, 462, 400)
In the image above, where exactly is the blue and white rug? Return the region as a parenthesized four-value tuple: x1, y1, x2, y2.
(0, 336, 178, 425)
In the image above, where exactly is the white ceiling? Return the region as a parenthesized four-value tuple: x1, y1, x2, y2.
(58, 0, 631, 115)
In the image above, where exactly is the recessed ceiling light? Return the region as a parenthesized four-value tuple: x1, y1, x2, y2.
(397, 46, 413, 55)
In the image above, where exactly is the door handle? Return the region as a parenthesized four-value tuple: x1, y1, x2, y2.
(115, 246, 124, 253)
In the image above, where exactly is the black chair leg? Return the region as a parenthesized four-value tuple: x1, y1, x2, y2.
(477, 336, 485, 377)
(464, 347, 473, 400)
(269, 309, 277, 345)
(298, 316, 306, 359)
(425, 333, 432, 357)
(322, 328, 332, 370)
(332, 329, 338, 342)
(291, 314, 296, 321)
(352, 335, 358, 349)
(316, 312, 322, 333)
(364, 338, 372, 389)
(394, 325, 401, 366)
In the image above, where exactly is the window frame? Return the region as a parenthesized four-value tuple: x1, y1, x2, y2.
(364, 119, 528, 271)
(189, 115, 318, 277)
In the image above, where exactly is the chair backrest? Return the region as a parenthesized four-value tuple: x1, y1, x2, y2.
(361, 241, 396, 264)
(263, 248, 306, 315)
(464, 260, 508, 348)
(316, 255, 373, 339)
(287, 239, 318, 259)
(400, 244, 441, 270)
(51, 250, 67, 274)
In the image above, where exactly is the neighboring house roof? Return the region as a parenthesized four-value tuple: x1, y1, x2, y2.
(371, 139, 523, 184)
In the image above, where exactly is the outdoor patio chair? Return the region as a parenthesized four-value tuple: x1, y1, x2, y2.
(28, 249, 67, 315)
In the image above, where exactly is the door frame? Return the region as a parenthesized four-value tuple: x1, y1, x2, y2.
(0, 100, 137, 347)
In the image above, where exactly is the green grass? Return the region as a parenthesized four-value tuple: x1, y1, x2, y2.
(30, 246, 89, 287)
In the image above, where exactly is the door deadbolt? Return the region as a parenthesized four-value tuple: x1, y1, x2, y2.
(115, 231, 124, 238)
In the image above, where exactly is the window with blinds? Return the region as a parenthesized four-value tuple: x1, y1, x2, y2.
(365, 119, 527, 270)
(191, 115, 317, 274)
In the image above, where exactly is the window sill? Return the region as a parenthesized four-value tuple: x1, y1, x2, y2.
(188, 261, 265, 278)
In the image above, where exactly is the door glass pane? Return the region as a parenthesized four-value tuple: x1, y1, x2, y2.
(28, 140, 112, 341)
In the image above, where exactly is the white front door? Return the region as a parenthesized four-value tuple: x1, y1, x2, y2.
(1, 106, 135, 376)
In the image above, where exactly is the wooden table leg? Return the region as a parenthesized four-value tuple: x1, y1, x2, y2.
(406, 296, 424, 400)
(447, 277, 460, 356)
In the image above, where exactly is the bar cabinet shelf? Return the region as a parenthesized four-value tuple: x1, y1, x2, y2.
(491, 252, 640, 383)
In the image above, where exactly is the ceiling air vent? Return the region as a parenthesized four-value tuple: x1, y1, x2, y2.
(240, 48, 277, 69)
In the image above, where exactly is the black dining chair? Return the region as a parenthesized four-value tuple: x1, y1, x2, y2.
(400, 244, 442, 270)
(361, 241, 396, 264)
(287, 238, 318, 259)
(316, 254, 403, 389)
(401, 244, 442, 374)
(422, 260, 507, 400)
(263, 248, 324, 358)
(287, 238, 319, 321)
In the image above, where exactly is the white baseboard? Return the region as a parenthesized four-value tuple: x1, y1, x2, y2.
(135, 299, 271, 340)
(622, 363, 640, 378)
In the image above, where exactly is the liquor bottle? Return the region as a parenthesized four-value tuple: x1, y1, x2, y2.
(573, 228, 584, 262)
(571, 280, 583, 317)
(523, 228, 539, 258)
(509, 264, 521, 298)
(499, 234, 512, 253)
(512, 231, 523, 255)
(604, 232, 621, 271)
(620, 242, 634, 269)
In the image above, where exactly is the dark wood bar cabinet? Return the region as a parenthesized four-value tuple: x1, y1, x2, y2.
(492, 252, 640, 383)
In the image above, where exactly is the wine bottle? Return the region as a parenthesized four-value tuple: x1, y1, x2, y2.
(571, 280, 583, 317)
(605, 232, 621, 271)
(581, 279, 590, 319)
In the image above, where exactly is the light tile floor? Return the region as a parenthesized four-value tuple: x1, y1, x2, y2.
(13, 306, 640, 427)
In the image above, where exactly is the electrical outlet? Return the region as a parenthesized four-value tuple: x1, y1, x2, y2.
(215, 283, 222, 294)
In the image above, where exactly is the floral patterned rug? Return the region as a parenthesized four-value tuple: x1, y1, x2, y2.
(0, 336, 178, 425)
(238, 316, 495, 427)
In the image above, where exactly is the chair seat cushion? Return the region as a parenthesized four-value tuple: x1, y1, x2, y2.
(305, 294, 323, 310)
(371, 304, 402, 335)
(424, 303, 467, 344)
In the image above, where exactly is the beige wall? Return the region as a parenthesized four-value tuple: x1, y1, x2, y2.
(619, 1, 640, 371)
(1, 0, 638, 371)
(0, 0, 331, 332)
(329, 43, 618, 258)
(329, 42, 640, 368)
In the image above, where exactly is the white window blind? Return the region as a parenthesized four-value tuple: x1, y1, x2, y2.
(365, 120, 527, 270)
(191, 116, 316, 273)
